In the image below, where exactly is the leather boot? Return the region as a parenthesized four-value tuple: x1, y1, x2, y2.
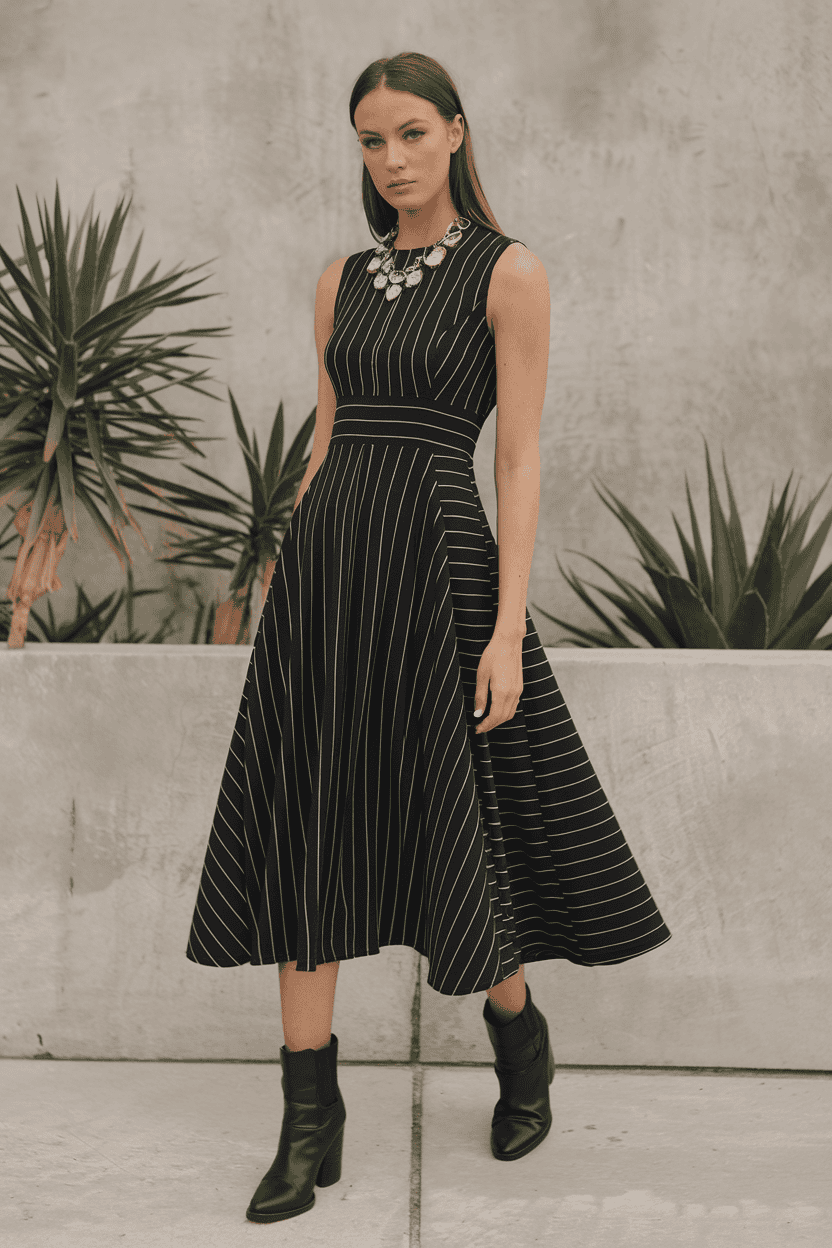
(483, 983, 555, 1161)
(246, 1033, 346, 1222)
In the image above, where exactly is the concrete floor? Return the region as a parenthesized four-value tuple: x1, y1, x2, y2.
(0, 1060, 829, 1247)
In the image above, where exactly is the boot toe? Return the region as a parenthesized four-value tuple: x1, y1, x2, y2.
(246, 1181, 315, 1222)
(491, 1112, 552, 1160)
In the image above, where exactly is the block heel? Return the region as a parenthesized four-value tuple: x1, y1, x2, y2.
(316, 1125, 344, 1187)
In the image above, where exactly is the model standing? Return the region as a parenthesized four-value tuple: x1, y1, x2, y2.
(186, 51, 671, 1223)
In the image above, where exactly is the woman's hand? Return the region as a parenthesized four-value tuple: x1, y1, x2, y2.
(473, 632, 524, 734)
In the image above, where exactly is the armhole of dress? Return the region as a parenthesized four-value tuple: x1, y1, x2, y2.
(333, 252, 363, 329)
(485, 236, 525, 337)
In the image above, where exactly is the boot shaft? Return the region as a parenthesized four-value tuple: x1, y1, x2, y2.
(280, 1034, 340, 1122)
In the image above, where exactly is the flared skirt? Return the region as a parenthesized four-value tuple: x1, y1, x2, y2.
(186, 396, 671, 993)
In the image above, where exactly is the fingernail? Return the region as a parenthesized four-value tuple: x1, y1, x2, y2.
(474, 709, 482, 718)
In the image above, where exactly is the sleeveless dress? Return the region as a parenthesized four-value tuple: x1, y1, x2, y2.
(185, 223, 671, 995)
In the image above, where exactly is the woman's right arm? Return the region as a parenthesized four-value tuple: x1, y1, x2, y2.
(292, 254, 349, 513)
(259, 256, 348, 614)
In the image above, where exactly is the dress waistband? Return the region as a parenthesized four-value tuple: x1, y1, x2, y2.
(330, 396, 481, 463)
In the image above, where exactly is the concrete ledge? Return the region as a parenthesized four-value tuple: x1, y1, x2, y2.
(1, 645, 830, 1068)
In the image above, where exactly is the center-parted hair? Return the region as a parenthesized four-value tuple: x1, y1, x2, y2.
(349, 52, 504, 243)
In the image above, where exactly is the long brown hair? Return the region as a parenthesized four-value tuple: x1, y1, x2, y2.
(349, 52, 504, 243)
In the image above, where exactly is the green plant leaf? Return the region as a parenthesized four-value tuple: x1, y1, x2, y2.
(724, 588, 768, 648)
(553, 552, 638, 644)
(671, 510, 699, 586)
(721, 444, 748, 579)
(769, 472, 795, 550)
(0, 460, 43, 509)
(44, 337, 78, 458)
(703, 439, 740, 630)
(66, 196, 94, 296)
(280, 406, 317, 479)
(0, 236, 51, 331)
(227, 387, 251, 455)
(72, 477, 130, 566)
(21, 461, 56, 547)
(561, 551, 681, 646)
(778, 491, 832, 627)
(748, 539, 782, 637)
(74, 269, 213, 347)
(531, 601, 637, 647)
(90, 194, 131, 317)
(114, 230, 144, 302)
(634, 564, 691, 645)
(772, 574, 832, 648)
(50, 183, 76, 340)
(15, 186, 49, 309)
(83, 407, 131, 537)
(590, 478, 681, 575)
(0, 394, 40, 439)
(777, 473, 831, 571)
(74, 199, 103, 326)
(0, 313, 54, 381)
(729, 488, 779, 614)
(263, 400, 285, 488)
(770, 560, 832, 647)
(226, 390, 267, 519)
(55, 436, 78, 541)
(652, 571, 728, 647)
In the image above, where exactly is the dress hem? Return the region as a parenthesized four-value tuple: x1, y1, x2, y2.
(185, 930, 672, 989)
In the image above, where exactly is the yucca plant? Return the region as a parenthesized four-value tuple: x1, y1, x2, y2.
(0, 183, 230, 648)
(0, 562, 172, 644)
(127, 388, 316, 645)
(0, 556, 214, 645)
(535, 436, 832, 649)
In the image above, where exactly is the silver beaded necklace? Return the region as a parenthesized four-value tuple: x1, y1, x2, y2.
(366, 215, 471, 301)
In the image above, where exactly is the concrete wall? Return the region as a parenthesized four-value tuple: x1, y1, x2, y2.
(2, 1, 832, 643)
(2, 647, 830, 1069)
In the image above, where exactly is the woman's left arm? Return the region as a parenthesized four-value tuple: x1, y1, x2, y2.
(474, 244, 550, 736)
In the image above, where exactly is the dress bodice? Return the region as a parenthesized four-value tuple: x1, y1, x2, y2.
(324, 222, 523, 419)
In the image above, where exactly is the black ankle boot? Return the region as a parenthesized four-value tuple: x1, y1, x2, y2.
(483, 984, 555, 1161)
(245, 1033, 346, 1222)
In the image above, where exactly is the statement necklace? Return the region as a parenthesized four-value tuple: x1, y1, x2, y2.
(366, 215, 470, 301)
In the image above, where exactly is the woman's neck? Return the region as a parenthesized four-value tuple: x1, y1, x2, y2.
(393, 200, 462, 251)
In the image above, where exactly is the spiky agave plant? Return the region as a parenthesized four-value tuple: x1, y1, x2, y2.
(535, 436, 832, 649)
(131, 388, 317, 645)
(0, 183, 230, 647)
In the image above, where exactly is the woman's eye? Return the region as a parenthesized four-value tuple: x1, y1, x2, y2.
(362, 130, 424, 149)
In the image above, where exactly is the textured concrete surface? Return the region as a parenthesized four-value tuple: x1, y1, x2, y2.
(1, 646, 831, 1067)
(1, 1060, 829, 1246)
(2, 1, 832, 644)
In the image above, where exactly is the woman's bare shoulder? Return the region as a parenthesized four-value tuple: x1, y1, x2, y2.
(315, 256, 351, 332)
(317, 254, 350, 293)
(492, 240, 546, 279)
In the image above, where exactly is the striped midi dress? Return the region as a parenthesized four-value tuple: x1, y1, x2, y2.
(186, 223, 671, 994)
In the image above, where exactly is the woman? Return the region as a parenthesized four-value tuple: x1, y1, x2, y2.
(186, 51, 671, 1223)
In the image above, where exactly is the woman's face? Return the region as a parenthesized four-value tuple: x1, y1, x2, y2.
(354, 85, 463, 213)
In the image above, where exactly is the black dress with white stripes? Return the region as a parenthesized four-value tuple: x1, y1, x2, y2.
(186, 222, 671, 994)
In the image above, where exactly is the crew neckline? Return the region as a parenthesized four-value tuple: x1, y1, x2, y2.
(390, 221, 475, 253)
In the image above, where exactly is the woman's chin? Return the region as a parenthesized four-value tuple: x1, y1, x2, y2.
(383, 190, 423, 209)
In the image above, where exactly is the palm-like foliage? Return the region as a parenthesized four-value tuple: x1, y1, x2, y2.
(0, 183, 229, 646)
(535, 436, 832, 649)
(0, 560, 215, 645)
(128, 388, 317, 644)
